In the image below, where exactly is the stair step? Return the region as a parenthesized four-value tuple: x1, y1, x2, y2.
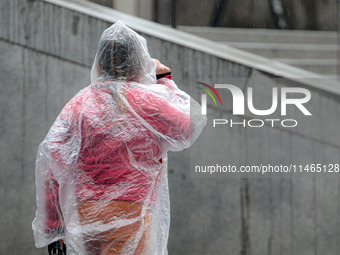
(224, 42, 337, 51)
(178, 26, 339, 76)
(228, 45, 337, 59)
(274, 59, 338, 65)
(273, 59, 338, 76)
(179, 26, 338, 44)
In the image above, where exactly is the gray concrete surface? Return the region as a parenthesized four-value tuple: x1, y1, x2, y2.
(178, 26, 338, 44)
(86, 0, 338, 31)
(90, 0, 338, 31)
(174, 0, 338, 30)
(179, 26, 339, 77)
(1, 0, 340, 255)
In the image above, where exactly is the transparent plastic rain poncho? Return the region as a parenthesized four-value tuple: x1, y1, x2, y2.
(32, 20, 207, 255)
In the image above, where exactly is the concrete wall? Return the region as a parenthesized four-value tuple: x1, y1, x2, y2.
(88, 0, 338, 30)
(88, 0, 154, 20)
(174, 0, 338, 30)
(1, 0, 340, 254)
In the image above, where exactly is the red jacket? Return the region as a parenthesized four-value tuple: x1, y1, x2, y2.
(44, 75, 191, 232)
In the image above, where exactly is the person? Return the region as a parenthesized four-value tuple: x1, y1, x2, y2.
(32, 20, 207, 255)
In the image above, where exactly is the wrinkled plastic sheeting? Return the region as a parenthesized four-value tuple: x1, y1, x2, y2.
(32, 20, 207, 255)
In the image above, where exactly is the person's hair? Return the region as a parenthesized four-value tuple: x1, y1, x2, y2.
(97, 30, 144, 81)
